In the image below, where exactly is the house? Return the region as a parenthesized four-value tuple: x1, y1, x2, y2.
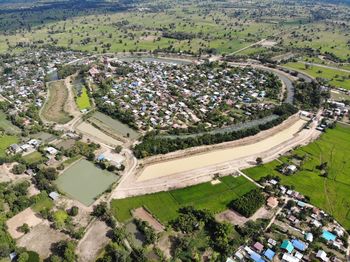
(284, 164, 297, 174)
(9, 252, 17, 261)
(322, 230, 336, 242)
(250, 252, 264, 262)
(49, 191, 60, 201)
(282, 253, 299, 262)
(45, 147, 58, 155)
(25, 169, 36, 176)
(267, 196, 278, 209)
(305, 232, 314, 242)
(253, 242, 264, 253)
(316, 250, 329, 262)
(280, 240, 294, 253)
(268, 238, 277, 246)
(226, 258, 235, 262)
(292, 239, 307, 252)
(263, 249, 275, 261)
(9, 144, 22, 154)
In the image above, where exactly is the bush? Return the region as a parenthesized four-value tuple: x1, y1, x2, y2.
(229, 189, 265, 217)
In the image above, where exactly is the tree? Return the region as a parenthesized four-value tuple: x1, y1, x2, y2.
(12, 163, 26, 174)
(69, 206, 79, 217)
(18, 223, 30, 234)
(256, 157, 263, 165)
(17, 252, 29, 262)
(114, 145, 123, 154)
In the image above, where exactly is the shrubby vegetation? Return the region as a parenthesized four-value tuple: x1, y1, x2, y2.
(229, 188, 265, 217)
(294, 81, 329, 109)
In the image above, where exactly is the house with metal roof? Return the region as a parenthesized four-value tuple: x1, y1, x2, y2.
(280, 240, 294, 253)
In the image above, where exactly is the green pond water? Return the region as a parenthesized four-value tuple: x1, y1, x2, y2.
(55, 159, 118, 206)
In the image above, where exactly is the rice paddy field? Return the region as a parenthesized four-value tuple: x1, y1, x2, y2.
(283, 62, 350, 90)
(89, 112, 140, 140)
(243, 123, 350, 230)
(55, 159, 119, 206)
(111, 175, 256, 224)
(0, 135, 18, 157)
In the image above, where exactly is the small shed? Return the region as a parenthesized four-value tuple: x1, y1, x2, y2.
(49, 191, 60, 201)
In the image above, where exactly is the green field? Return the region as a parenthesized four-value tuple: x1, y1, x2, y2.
(76, 87, 91, 110)
(111, 176, 256, 224)
(89, 111, 140, 139)
(22, 151, 44, 164)
(284, 62, 350, 90)
(0, 135, 18, 157)
(0, 111, 21, 135)
(244, 124, 350, 230)
(55, 159, 118, 206)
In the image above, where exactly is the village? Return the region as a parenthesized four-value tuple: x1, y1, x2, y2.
(231, 178, 348, 262)
(90, 58, 282, 132)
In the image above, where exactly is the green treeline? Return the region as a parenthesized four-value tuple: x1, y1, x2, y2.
(133, 103, 298, 158)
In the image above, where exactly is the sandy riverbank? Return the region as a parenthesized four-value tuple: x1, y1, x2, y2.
(137, 119, 306, 182)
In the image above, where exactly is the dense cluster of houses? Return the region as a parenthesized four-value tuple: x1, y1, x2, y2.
(231, 179, 348, 262)
(90, 59, 281, 131)
(0, 49, 85, 125)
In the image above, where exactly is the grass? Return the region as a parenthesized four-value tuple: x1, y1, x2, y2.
(111, 176, 256, 224)
(54, 210, 68, 225)
(22, 151, 44, 164)
(0, 111, 21, 135)
(244, 123, 350, 230)
(284, 62, 350, 90)
(0, 135, 18, 157)
(55, 159, 118, 206)
(76, 87, 91, 110)
(31, 194, 53, 213)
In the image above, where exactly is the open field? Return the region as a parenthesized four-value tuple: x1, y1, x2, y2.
(76, 121, 123, 146)
(283, 62, 350, 90)
(0, 111, 21, 134)
(17, 222, 68, 259)
(6, 208, 43, 239)
(0, 135, 18, 157)
(89, 112, 140, 140)
(29, 132, 57, 143)
(55, 159, 118, 206)
(111, 175, 256, 224)
(41, 80, 72, 124)
(244, 123, 350, 230)
(137, 119, 306, 181)
(76, 87, 91, 110)
(23, 151, 44, 164)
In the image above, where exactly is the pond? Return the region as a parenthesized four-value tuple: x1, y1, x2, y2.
(55, 159, 119, 206)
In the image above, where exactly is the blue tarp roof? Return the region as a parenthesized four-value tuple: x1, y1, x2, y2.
(264, 249, 275, 260)
(292, 239, 307, 251)
(250, 252, 265, 262)
(322, 230, 336, 241)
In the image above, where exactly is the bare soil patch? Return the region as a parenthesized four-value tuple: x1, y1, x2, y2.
(6, 208, 43, 239)
(17, 221, 69, 259)
(76, 220, 110, 262)
(132, 207, 165, 233)
(216, 206, 273, 226)
(41, 80, 72, 124)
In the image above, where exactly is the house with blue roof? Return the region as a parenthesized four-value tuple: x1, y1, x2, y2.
(292, 239, 307, 251)
(263, 249, 275, 261)
(250, 252, 265, 262)
(322, 230, 336, 241)
(280, 240, 294, 253)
